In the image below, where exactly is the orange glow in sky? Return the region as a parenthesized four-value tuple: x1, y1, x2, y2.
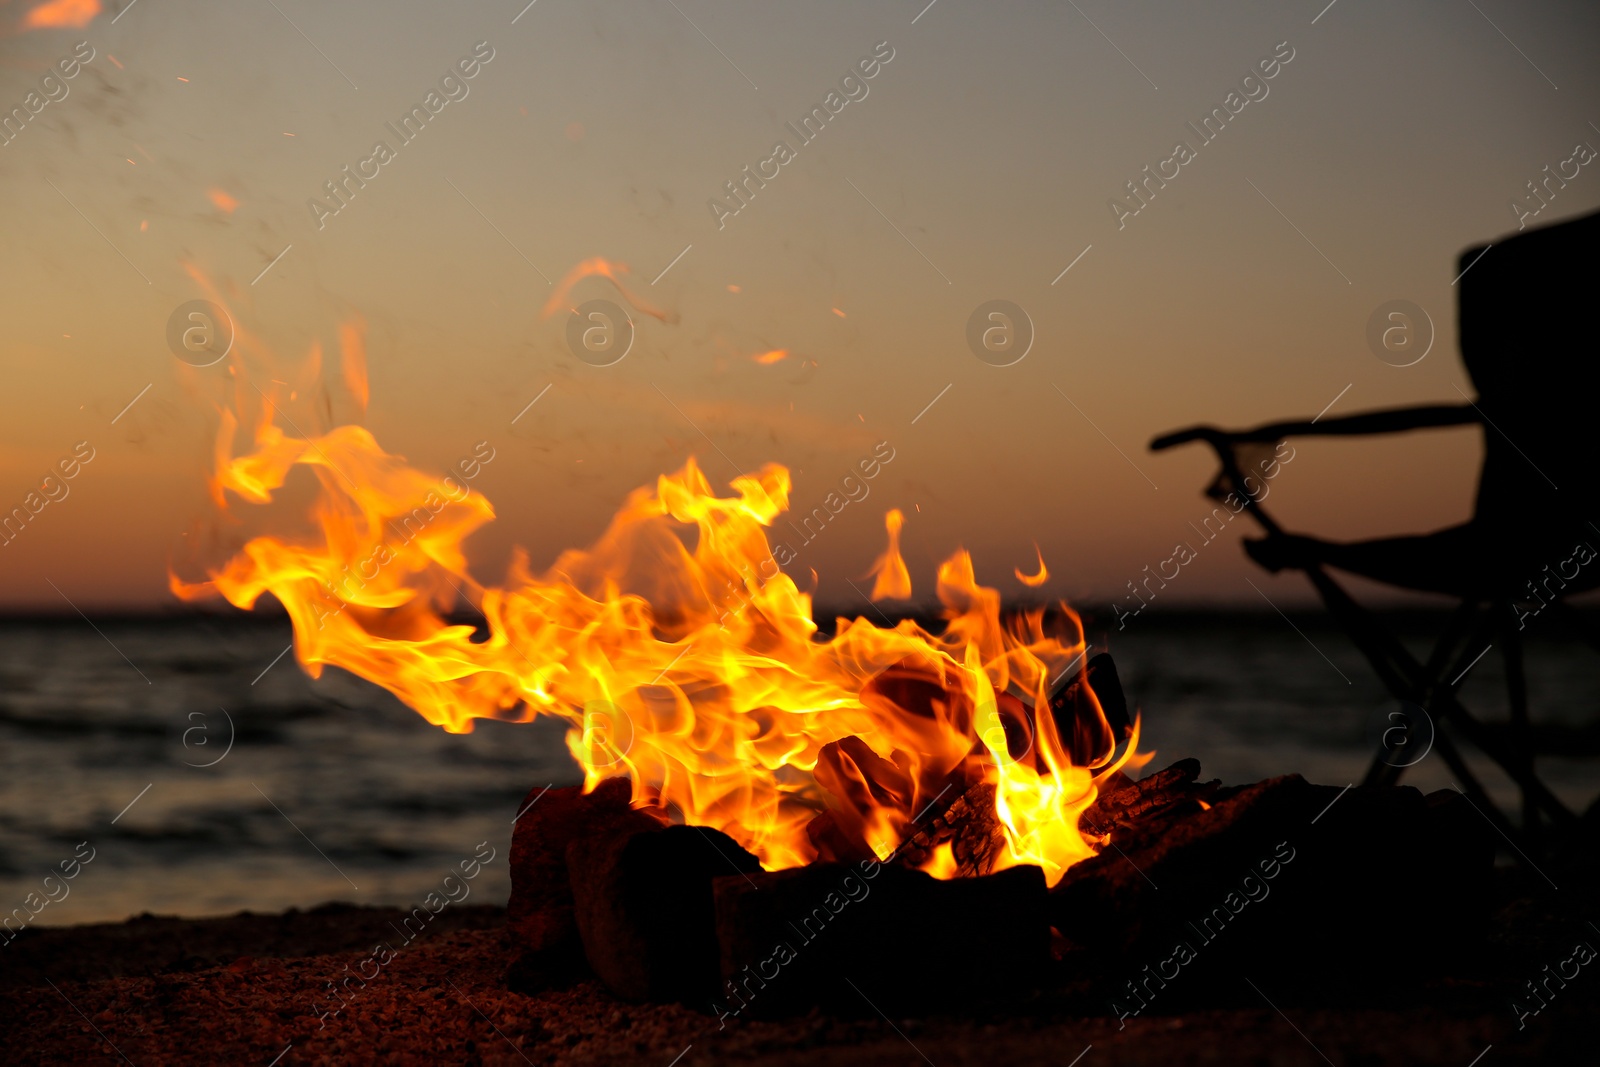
(22, 0, 99, 29)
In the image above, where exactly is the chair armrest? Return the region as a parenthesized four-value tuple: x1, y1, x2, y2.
(1151, 403, 1479, 452)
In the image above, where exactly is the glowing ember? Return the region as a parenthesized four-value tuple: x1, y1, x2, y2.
(172, 289, 1141, 887)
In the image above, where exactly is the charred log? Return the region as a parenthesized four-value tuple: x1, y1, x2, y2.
(1051, 775, 1494, 1002)
(504, 778, 665, 988)
(1079, 758, 1219, 837)
(807, 736, 916, 865)
(808, 740, 1006, 878)
(1085, 652, 1132, 739)
(1049, 652, 1132, 766)
(712, 861, 1048, 1018)
(568, 823, 762, 1003)
(892, 779, 1004, 877)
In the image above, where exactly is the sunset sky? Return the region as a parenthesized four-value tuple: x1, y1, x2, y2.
(3, 0, 1598, 613)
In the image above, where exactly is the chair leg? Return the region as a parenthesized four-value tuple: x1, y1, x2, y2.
(1362, 600, 1484, 788)
(1498, 609, 1538, 845)
(1300, 564, 1574, 832)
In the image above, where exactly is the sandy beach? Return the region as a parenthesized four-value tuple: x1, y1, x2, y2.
(4, 865, 1595, 1066)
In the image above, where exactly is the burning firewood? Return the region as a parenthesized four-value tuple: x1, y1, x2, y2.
(1049, 652, 1132, 766)
(891, 778, 1004, 877)
(806, 652, 1144, 879)
(1079, 757, 1219, 837)
(806, 735, 916, 865)
(807, 739, 1008, 878)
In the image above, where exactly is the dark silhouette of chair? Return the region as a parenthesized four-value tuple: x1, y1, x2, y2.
(1151, 209, 1600, 848)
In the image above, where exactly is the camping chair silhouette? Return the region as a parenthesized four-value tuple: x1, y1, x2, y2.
(1151, 209, 1600, 849)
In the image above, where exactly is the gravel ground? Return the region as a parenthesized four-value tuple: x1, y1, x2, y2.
(1, 871, 1595, 1066)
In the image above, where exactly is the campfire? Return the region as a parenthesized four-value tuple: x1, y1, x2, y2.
(171, 272, 1143, 882)
(171, 280, 1493, 1019)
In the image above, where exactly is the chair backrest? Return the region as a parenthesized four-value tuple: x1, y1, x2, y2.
(1457, 209, 1599, 538)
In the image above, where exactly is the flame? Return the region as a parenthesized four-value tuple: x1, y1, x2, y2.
(866, 508, 912, 601)
(923, 843, 957, 879)
(338, 318, 368, 412)
(752, 349, 788, 365)
(22, 0, 98, 29)
(540, 257, 673, 324)
(172, 303, 1139, 887)
(208, 189, 238, 214)
(1016, 546, 1048, 587)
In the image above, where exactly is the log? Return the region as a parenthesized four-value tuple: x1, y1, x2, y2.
(1052, 774, 1317, 952)
(1051, 775, 1494, 1005)
(1079, 758, 1218, 837)
(568, 823, 762, 1004)
(807, 736, 915, 865)
(1049, 652, 1131, 766)
(810, 652, 1140, 875)
(1085, 652, 1133, 739)
(892, 778, 1003, 877)
(807, 735, 1008, 878)
(712, 862, 1048, 1018)
(504, 778, 665, 988)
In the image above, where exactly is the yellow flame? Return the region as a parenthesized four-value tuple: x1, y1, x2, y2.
(923, 842, 957, 879)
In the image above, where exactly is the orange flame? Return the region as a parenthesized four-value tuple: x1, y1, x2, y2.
(207, 189, 238, 214)
(752, 349, 788, 365)
(866, 508, 912, 601)
(338, 318, 368, 412)
(23, 0, 98, 29)
(172, 304, 1138, 886)
(1016, 546, 1048, 587)
(539, 257, 673, 323)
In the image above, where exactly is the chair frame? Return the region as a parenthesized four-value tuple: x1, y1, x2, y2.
(1152, 405, 1582, 849)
